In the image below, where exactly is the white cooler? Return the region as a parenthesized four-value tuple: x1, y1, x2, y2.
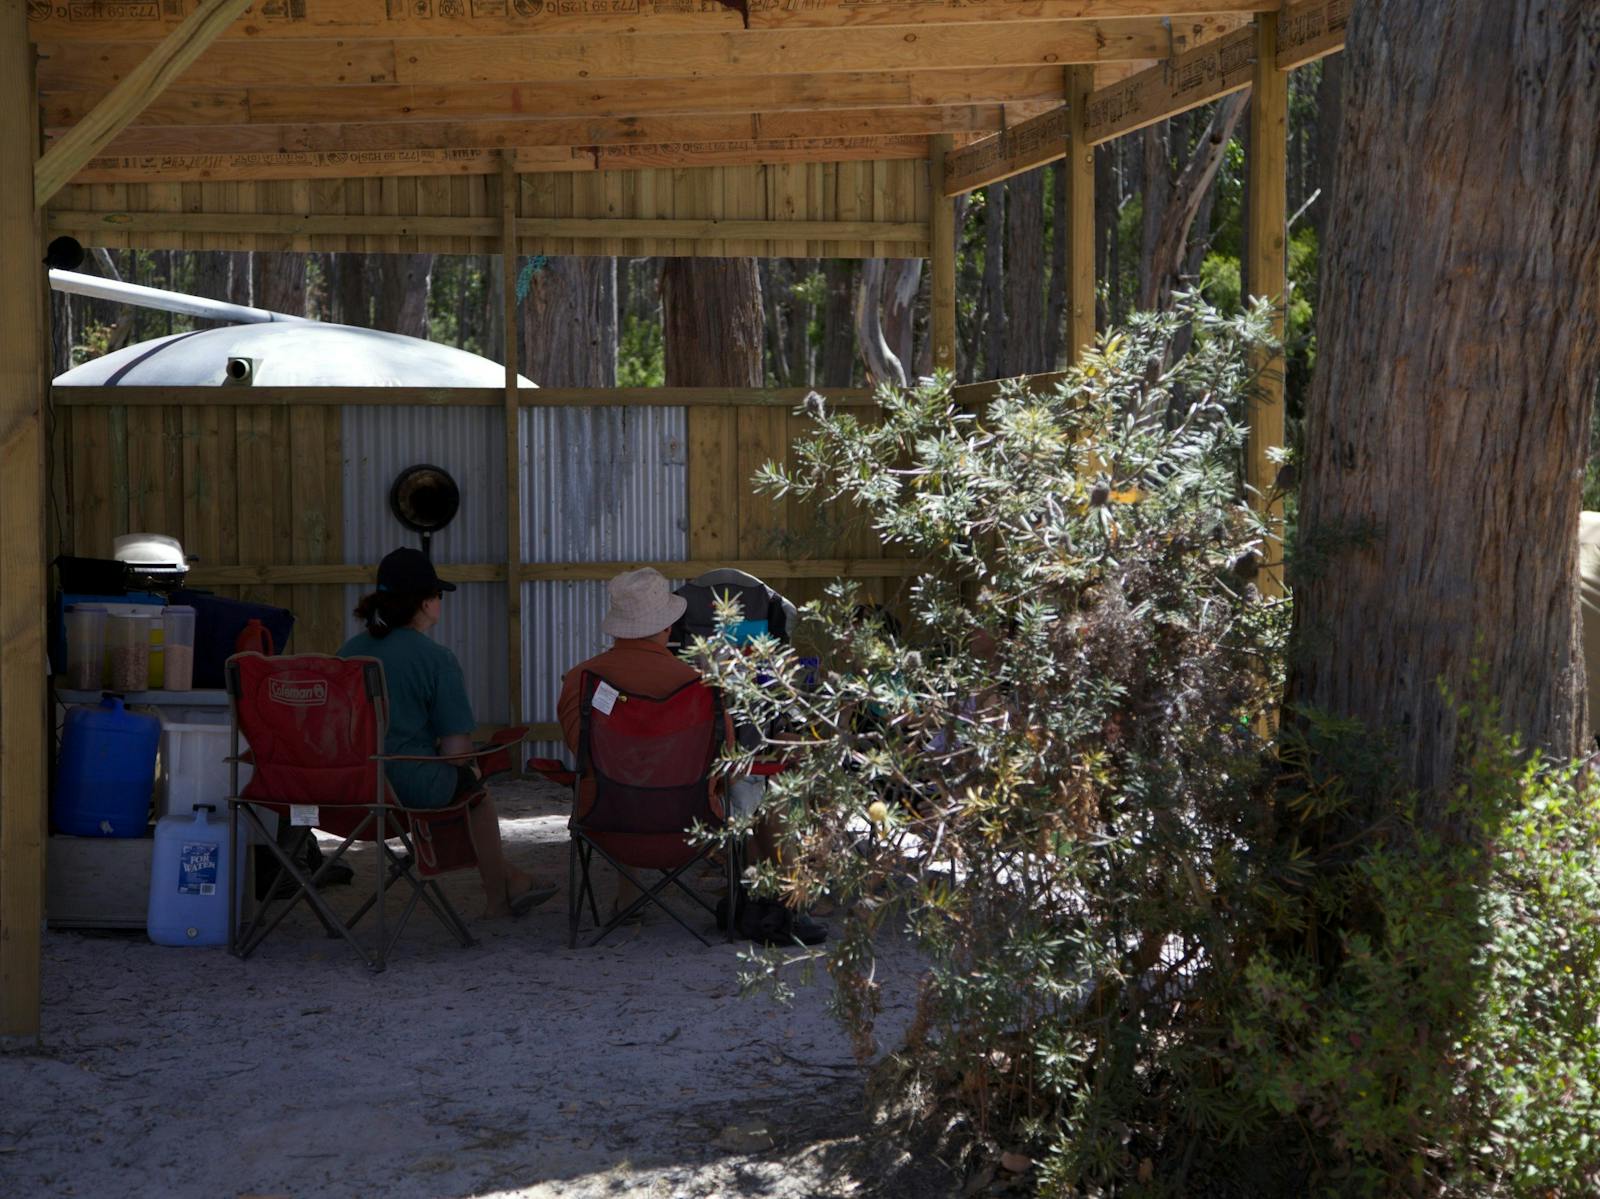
(156, 711, 253, 820)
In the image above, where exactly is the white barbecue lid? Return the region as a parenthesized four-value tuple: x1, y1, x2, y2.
(113, 533, 185, 567)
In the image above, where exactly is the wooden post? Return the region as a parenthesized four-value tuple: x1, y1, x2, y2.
(1246, 12, 1288, 595)
(928, 135, 957, 374)
(1064, 65, 1097, 364)
(1, 0, 49, 1040)
(499, 154, 526, 745)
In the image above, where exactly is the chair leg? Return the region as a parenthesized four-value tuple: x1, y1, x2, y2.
(567, 836, 580, 950)
(575, 836, 714, 949)
(726, 836, 739, 944)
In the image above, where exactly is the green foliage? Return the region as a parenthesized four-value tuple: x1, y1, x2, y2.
(697, 294, 1600, 1196)
(1235, 702, 1600, 1195)
(698, 295, 1294, 1192)
(617, 311, 665, 388)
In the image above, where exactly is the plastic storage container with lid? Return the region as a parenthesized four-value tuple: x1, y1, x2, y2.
(107, 613, 151, 693)
(147, 805, 232, 947)
(52, 694, 160, 837)
(64, 604, 107, 690)
(161, 605, 196, 690)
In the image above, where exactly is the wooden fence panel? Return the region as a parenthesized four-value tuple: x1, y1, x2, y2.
(55, 389, 901, 661)
(48, 159, 930, 258)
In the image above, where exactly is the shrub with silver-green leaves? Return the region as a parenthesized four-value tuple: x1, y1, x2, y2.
(695, 295, 1600, 1195)
(698, 297, 1290, 1189)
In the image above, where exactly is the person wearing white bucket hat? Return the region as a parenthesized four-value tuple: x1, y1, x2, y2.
(599, 566, 688, 640)
(556, 567, 827, 946)
(558, 568, 699, 776)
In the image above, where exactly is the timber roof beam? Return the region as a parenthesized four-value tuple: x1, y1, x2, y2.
(24, 1, 1277, 44)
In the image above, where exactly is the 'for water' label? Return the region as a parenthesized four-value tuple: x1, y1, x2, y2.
(178, 841, 219, 896)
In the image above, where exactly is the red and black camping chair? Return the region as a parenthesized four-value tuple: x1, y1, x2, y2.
(225, 652, 525, 972)
(569, 671, 731, 948)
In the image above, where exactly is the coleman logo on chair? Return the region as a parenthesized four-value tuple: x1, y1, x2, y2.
(268, 678, 328, 707)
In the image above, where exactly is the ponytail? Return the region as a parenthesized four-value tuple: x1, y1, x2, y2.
(353, 589, 429, 639)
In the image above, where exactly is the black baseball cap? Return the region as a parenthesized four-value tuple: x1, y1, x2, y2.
(376, 546, 456, 594)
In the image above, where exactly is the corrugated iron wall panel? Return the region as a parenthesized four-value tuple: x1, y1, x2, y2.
(521, 406, 688, 760)
(342, 406, 511, 724)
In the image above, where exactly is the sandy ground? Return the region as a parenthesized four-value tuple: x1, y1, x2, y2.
(2, 780, 955, 1199)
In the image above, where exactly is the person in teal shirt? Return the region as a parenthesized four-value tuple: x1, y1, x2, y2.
(339, 547, 555, 919)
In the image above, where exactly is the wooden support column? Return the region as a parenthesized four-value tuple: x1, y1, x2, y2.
(1246, 12, 1288, 596)
(1, 0, 49, 1040)
(499, 154, 526, 746)
(929, 135, 957, 374)
(1064, 65, 1097, 364)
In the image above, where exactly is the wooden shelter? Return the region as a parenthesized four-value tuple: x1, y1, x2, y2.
(0, 0, 1347, 1036)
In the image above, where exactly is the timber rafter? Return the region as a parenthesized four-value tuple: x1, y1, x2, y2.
(29, 1, 1344, 197)
(942, 0, 1347, 195)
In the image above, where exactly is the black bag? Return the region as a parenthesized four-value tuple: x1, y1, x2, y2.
(716, 891, 794, 943)
(168, 589, 295, 688)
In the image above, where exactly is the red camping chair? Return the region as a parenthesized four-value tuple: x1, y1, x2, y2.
(569, 671, 731, 948)
(226, 652, 524, 972)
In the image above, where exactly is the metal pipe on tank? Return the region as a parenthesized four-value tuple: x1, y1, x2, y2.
(48, 269, 312, 325)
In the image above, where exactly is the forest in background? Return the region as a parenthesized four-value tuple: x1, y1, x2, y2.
(52, 61, 1337, 417)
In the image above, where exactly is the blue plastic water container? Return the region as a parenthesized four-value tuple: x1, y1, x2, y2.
(148, 805, 233, 947)
(52, 695, 160, 837)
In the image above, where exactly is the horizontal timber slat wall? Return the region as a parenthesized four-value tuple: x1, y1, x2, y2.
(51, 386, 904, 659)
(46, 160, 931, 258)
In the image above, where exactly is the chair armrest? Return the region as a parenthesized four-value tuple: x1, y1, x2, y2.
(373, 725, 530, 768)
(373, 745, 511, 763)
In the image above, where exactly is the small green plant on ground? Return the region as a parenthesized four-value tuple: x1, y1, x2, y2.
(694, 294, 1600, 1196)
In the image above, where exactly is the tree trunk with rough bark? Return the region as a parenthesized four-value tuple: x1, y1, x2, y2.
(819, 259, 857, 387)
(1311, 54, 1344, 256)
(661, 258, 763, 388)
(760, 261, 789, 386)
(1047, 161, 1068, 368)
(1138, 123, 1172, 317)
(1003, 171, 1048, 375)
(1289, 2, 1600, 812)
(788, 259, 816, 386)
(1139, 94, 1247, 312)
(374, 253, 433, 338)
(331, 254, 368, 327)
(253, 253, 306, 318)
(520, 256, 617, 387)
(191, 250, 233, 328)
(982, 183, 1006, 377)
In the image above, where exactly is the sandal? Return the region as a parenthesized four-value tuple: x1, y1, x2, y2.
(508, 881, 559, 918)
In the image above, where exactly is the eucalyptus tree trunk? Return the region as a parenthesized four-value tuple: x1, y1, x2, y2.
(982, 182, 1005, 376)
(661, 258, 762, 387)
(520, 257, 617, 387)
(819, 259, 856, 387)
(1047, 161, 1068, 368)
(331, 254, 368, 327)
(854, 259, 902, 387)
(1003, 171, 1048, 375)
(191, 250, 232, 327)
(1288, 2, 1600, 811)
(882, 259, 920, 383)
(1139, 94, 1246, 312)
(253, 253, 306, 318)
(374, 253, 434, 339)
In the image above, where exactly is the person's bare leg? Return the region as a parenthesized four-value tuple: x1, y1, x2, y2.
(467, 796, 535, 917)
